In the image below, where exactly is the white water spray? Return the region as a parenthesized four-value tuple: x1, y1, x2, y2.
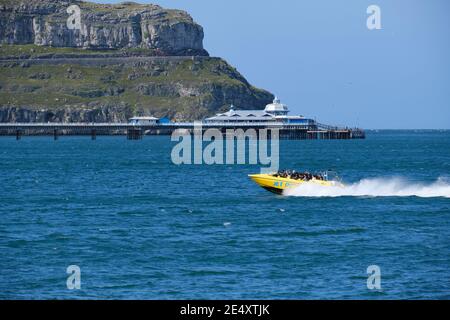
(284, 177, 450, 198)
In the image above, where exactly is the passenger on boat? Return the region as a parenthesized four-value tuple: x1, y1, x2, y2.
(273, 170, 325, 181)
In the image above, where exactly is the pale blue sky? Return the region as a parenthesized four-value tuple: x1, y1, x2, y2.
(94, 0, 450, 129)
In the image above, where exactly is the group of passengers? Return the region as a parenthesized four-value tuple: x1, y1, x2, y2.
(273, 170, 325, 181)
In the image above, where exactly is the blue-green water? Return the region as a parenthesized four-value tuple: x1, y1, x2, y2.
(0, 131, 449, 299)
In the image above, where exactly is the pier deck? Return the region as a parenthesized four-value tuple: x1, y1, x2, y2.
(0, 122, 365, 140)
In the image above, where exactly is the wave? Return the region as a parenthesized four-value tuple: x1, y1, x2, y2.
(284, 177, 450, 198)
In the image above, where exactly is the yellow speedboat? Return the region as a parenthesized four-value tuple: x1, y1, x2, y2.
(249, 170, 341, 195)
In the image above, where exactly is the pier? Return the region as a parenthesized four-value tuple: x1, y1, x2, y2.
(0, 122, 365, 140)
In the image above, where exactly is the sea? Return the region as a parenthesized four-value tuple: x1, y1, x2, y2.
(0, 130, 449, 299)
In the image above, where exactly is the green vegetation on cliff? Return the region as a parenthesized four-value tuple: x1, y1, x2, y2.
(0, 45, 273, 122)
(0, 44, 165, 59)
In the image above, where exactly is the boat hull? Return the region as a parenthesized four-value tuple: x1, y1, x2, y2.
(249, 174, 335, 195)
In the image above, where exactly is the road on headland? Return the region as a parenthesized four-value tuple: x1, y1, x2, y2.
(0, 55, 214, 66)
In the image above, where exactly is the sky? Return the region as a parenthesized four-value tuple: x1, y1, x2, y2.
(94, 0, 450, 129)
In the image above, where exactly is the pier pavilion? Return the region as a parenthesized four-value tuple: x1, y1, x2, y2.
(204, 97, 315, 126)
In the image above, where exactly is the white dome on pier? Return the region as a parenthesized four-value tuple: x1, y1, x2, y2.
(264, 97, 289, 115)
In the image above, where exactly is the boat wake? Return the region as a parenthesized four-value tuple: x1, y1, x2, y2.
(284, 177, 450, 198)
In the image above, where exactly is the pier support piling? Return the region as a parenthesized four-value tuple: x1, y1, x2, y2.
(127, 128, 143, 140)
(91, 129, 97, 140)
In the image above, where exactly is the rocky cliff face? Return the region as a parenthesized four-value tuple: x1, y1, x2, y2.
(0, 105, 132, 123)
(0, 0, 207, 55)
